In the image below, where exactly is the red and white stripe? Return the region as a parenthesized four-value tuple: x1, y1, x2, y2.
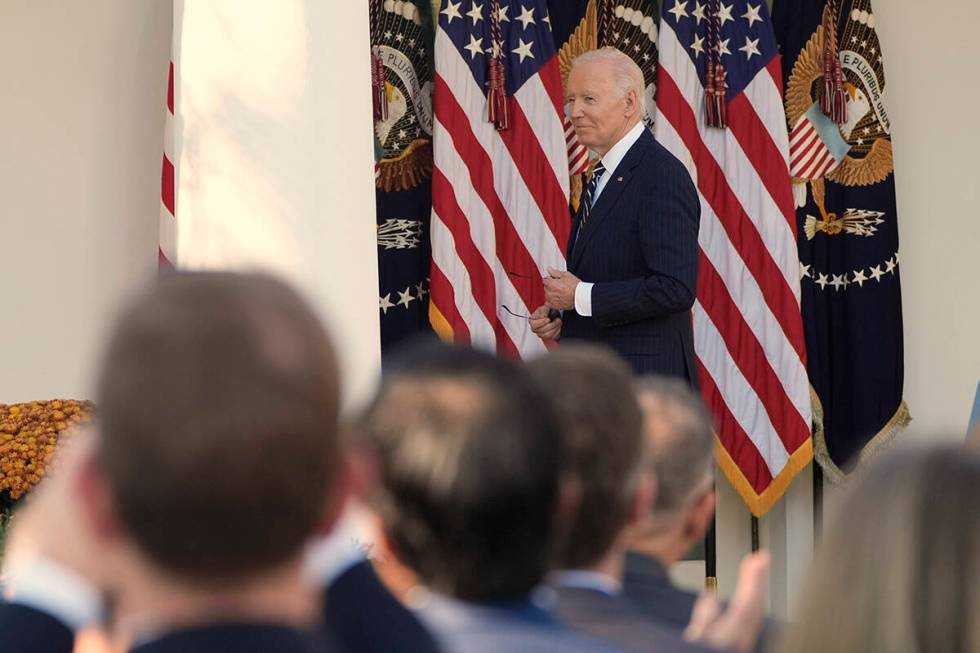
(789, 117, 837, 179)
(655, 23, 811, 501)
(159, 60, 176, 270)
(565, 116, 589, 175)
(429, 28, 569, 357)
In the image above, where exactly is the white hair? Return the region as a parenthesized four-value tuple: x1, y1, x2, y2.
(571, 46, 645, 113)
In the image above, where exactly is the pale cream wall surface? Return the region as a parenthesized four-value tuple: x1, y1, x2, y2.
(876, 0, 980, 439)
(0, 0, 170, 403)
(0, 1, 382, 408)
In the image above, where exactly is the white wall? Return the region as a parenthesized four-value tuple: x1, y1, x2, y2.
(0, 0, 170, 403)
(878, 1, 980, 439)
(0, 0, 382, 408)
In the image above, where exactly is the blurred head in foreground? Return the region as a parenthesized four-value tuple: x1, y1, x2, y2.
(628, 375, 715, 565)
(776, 444, 980, 653)
(357, 340, 564, 601)
(93, 271, 342, 584)
(525, 343, 647, 571)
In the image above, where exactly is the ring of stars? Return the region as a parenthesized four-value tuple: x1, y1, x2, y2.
(800, 252, 900, 291)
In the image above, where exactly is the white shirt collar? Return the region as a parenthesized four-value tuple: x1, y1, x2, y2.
(550, 569, 622, 596)
(596, 121, 646, 178)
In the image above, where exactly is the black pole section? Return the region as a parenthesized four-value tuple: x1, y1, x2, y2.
(705, 512, 717, 591)
(813, 462, 824, 542)
(750, 515, 760, 552)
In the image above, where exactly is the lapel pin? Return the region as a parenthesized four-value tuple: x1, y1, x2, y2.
(616, 176, 623, 182)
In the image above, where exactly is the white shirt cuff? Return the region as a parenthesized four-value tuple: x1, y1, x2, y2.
(574, 282, 594, 316)
(3, 556, 102, 631)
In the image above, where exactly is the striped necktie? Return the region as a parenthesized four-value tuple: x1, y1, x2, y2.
(581, 162, 606, 226)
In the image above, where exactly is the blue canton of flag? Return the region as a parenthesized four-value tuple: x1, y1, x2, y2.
(662, 0, 778, 99)
(439, 0, 558, 97)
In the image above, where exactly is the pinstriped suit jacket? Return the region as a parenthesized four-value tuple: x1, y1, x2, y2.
(563, 128, 700, 382)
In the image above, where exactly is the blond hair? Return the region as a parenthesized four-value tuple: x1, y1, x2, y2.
(776, 445, 980, 653)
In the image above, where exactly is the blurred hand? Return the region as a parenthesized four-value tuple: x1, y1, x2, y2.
(543, 268, 579, 311)
(3, 428, 109, 589)
(529, 304, 562, 341)
(684, 551, 770, 653)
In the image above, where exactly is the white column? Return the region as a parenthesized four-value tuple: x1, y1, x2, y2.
(173, 1, 381, 406)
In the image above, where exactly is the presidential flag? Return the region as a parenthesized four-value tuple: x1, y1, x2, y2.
(655, 0, 813, 515)
(371, 0, 437, 356)
(773, 0, 909, 480)
(429, 0, 569, 357)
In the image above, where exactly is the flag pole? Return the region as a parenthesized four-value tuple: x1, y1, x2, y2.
(705, 508, 717, 593)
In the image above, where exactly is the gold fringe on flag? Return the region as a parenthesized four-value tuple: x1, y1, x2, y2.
(428, 302, 454, 343)
(810, 386, 911, 484)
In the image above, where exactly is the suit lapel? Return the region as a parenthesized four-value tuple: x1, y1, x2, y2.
(569, 130, 652, 271)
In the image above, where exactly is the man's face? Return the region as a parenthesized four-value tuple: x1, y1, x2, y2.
(565, 60, 632, 155)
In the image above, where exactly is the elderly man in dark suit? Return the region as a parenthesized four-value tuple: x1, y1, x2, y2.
(532, 47, 700, 382)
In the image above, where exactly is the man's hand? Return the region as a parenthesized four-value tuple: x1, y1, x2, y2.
(529, 304, 562, 341)
(543, 268, 580, 311)
(683, 551, 770, 653)
(3, 428, 108, 587)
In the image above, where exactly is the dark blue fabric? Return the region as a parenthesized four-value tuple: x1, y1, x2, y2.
(132, 622, 331, 653)
(622, 552, 699, 632)
(325, 560, 440, 653)
(563, 129, 701, 382)
(550, 584, 715, 653)
(772, 0, 907, 470)
(377, 184, 433, 361)
(0, 603, 74, 653)
(414, 592, 622, 653)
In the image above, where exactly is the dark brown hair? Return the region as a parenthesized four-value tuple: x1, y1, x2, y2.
(96, 272, 340, 582)
(359, 340, 564, 601)
(526, 344, 644, 569)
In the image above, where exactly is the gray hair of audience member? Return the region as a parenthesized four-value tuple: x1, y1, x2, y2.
(571, 46, 646, 114)
(96, 271, 341, 582)
(775, 444, 980, 653)
(634, 376, 714, 522)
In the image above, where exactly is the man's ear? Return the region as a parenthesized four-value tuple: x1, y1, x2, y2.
(315, 455, 355, 537)
(624, 88, 640, 118)
(75, 445, 121, 542)
(681, 487, 717, 546)
(628, 469, 657, 528)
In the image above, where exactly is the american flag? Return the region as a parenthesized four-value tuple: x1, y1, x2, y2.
(654, 0, 812, 514)
(159, 59, 176, 271)
(429, 0, 570, 357)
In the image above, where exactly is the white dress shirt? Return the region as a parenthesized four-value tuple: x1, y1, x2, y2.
(573, 121, 647, 317)
(550, 569, 622, 596)
(3, 555, 102, 631)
